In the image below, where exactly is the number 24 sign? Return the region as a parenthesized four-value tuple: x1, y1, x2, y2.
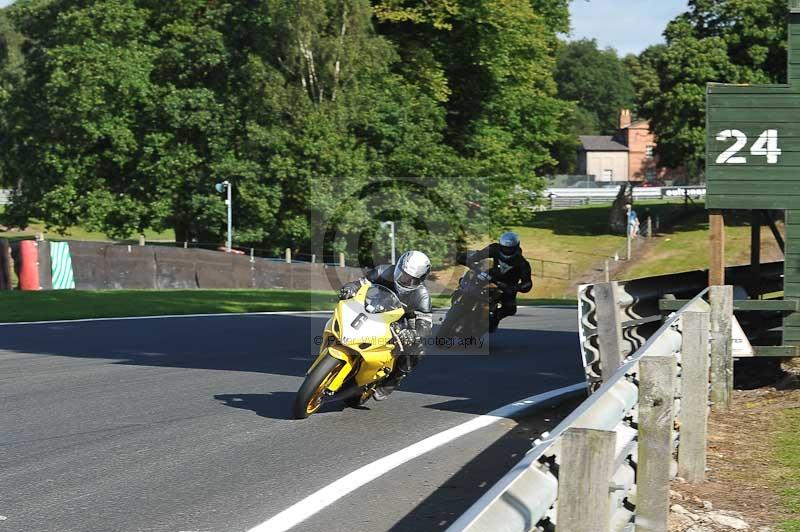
(715, 129, 782, 165)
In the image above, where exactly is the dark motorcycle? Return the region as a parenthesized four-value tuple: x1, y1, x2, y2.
(438, 266, 506, 339)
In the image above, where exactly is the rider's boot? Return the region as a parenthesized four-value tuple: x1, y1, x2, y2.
(373, 371, 407, 401)
(374, 354, 417, 401)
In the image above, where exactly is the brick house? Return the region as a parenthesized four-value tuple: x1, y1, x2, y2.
(577, 110, 686, 183)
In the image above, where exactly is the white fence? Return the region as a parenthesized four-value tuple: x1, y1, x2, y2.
(0, 189, 11, 205)
(543, 186, 706, 209)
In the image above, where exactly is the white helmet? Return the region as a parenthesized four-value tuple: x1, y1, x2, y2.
(394, 251, 431, 295)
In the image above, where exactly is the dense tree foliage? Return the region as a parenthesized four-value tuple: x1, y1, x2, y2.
(554, 39, 635, 134)
(637, 0, 788, 175)
(0, 0, 570, 263)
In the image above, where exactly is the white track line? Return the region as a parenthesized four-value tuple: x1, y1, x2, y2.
(247, 382, 587, 532)
(0, 310, 328, 327)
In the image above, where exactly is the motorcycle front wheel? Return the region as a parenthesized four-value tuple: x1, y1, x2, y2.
(293, 355, 345, 419)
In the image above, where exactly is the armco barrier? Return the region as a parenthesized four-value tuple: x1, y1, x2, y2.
(448, 290, 713, 532)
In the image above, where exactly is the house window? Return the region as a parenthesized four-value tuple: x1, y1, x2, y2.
(645, 169, 657, 182)
(602, 169, 614, 180)
(645, 145, 654, 158)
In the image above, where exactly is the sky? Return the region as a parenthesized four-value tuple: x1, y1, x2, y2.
(569, 0, 688, 56)
(0, 0, 13, 8)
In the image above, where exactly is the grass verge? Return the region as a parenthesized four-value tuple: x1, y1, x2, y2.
(777, 407, 800, 531)
(0, 289, 578, 323)
(0, 289, 339, 323)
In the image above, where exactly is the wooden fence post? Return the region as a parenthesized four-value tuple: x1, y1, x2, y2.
(636, 354, 677, 531)
(679, 311, 710, 483)
(556, 428, 616, 532)
(285, 248, 292, 264)
(710, 285, 733, 409)
(339, 252, 345, 268)
(595, 281, 624, 382)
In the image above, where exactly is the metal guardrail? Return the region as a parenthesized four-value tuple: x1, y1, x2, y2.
(578, 262, 784, 386)
(448, 289, 711, 532)
(543, 186, 706, 209)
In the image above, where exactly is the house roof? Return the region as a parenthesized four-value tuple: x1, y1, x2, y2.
(579, 135, 629, 152)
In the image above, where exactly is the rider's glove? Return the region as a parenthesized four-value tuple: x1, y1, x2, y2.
(395, 328, 419, 352)
(477, 271, 491, 282)
(339, 282, 359, 300)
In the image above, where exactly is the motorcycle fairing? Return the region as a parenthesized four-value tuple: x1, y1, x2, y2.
(306, 283, 404, 391)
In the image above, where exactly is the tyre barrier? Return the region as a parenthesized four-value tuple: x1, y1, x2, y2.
(0, 239, 12, 290)
(16, 240, 40, 291)
(578, 261, 784, 386)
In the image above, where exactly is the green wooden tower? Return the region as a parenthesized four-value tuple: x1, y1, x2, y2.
(706, 0, 800, 348)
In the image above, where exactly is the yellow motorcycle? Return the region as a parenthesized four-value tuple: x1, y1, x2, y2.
(293, 282, 407, 419)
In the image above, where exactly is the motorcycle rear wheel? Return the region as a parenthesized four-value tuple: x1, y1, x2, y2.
(438, 308, 464, 338)
(293, 355, 344, 419)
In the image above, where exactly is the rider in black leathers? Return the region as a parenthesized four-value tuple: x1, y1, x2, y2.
(459, 232, 533, 332)
(338, 251, 433, 399)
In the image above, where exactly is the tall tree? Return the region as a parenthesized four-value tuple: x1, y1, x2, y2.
(375, 0, 571, 223)
(641, 0, 788, 174)
(3, 0, 474, 264)
(554, 39, 636, 134)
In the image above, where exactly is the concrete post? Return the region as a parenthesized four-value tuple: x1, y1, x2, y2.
(285, 248, 292, 264)
(679, 311, 710, 483)
(636, 354, 677, 531)
(556, 428, 616, 532)
(710, 285, 734, 409)
(595, 281, 624, 381)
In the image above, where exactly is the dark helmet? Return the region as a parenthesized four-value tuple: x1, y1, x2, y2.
(498, 231, 521, 260)
(393, 251, 431, 295)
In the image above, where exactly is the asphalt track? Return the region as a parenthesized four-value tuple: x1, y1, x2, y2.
(0, 307, 584, 532)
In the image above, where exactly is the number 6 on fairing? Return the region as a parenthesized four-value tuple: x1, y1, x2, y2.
(715, 129, 782, 165)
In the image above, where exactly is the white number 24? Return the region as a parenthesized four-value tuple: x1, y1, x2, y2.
(716, 129, 782, 165)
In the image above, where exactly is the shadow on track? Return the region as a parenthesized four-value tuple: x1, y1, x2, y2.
(1, 311, 584, 417)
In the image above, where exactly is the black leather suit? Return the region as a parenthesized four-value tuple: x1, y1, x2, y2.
(462, 244, 533, 330)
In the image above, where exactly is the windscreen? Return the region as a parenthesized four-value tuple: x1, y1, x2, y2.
(364, 284, 402, 314)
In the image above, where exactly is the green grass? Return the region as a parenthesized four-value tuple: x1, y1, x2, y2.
(0, 289, 339, 322)
(618, 209, 781, 280)
(777, 407, 800, 531)
(478, 200, 706, 298)
(0, 289, 578, 323)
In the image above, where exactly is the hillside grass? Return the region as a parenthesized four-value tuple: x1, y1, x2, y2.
(618, 209, 783, 281)
(438, 199, 714, 299)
